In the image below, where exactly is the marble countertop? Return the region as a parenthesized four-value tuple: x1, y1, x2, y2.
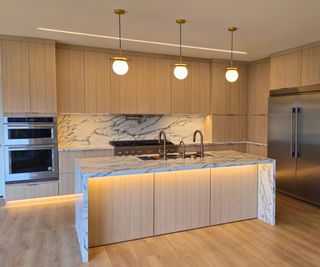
(76, 150, 274, 178)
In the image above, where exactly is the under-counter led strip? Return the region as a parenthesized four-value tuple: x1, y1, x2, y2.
(37, 27, 247, 55)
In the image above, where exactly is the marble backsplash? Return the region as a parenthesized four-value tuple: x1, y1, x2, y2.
(58, 114, 204, 147)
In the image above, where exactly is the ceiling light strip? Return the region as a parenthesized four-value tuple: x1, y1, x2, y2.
(37, 27, 247, 55)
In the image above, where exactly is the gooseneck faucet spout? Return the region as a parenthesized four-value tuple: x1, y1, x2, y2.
(193, 130, 204, 158)
(159, 130, 167, 160)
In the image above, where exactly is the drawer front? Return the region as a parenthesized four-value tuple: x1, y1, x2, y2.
(5, 181, 59, 201)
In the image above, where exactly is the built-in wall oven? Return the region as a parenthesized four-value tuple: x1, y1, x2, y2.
(3, 116, 58, 184)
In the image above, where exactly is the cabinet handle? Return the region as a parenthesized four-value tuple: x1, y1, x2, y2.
(27, 183, 39, 186)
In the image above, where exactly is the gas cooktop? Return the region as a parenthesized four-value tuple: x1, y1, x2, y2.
(109, 139, 174, 147)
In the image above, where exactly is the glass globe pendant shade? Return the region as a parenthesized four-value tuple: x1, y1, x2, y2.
(225, 68, 239, 83)
(112, 58, 129, 76)
(174, 64, 188, 80)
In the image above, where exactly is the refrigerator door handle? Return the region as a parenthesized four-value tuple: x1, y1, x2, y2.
(295, 107, 301, 158)
(291, 107, 296, 158)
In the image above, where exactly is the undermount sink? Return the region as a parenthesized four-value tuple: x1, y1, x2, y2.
(137, 153, 212, 161)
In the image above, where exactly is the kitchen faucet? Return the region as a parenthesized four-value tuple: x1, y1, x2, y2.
(193, 130, 204, 158)
(158, 130, 167, 160)
(179, 140, 186, 159)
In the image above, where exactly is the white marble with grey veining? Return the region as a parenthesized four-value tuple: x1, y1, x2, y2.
(58, 114, 204, 148)
(75, 150, 276, 263)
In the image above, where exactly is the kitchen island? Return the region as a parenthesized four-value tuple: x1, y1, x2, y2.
(75, 150, 276, 263)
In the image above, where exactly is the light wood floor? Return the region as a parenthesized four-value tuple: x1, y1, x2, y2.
(0, 193, 319, 267)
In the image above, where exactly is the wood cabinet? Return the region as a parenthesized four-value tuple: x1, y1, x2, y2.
(172, 60, 211, 114)
(110, 55, 172, 114)
(270, 50, 301, 90)
(88, 173, 154, 246)
(84, 51, 111, 113)
(248, 60, 270, 115)
(29, 42, 57, 113)
(247, 144, 267, 157)
(211, 62, 247, 115)
(56, 48, 85, 113)
(247, 115, 268, 144)
(1, 40, 57, 114)
(154, 169, 210, 235)
(301, 44, 320, 86)
(1, 40, 30, 113)
(210, 165, 258, 225)
(211, 115, 247, 142)
(5, 181, 58, 201)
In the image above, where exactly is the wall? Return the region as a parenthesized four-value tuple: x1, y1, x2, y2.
(58, 114, 204, 147)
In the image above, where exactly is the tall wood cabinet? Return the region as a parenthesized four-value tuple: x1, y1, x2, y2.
(1, 39, 56, 114)
(171, 60, 211, 114)
(56, 48, 85, 113)
(110, 55, 172, 114)
(1, 40, 30, 113)
(29, 42, 57, 113)
(211, 62, 247, 115)
(84, 51, 111, 113)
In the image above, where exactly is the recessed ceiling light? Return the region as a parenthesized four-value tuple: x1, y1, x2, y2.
(37, 27, 248, 55)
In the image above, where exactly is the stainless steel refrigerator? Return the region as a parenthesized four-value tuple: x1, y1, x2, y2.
(268, 87, 320, 206)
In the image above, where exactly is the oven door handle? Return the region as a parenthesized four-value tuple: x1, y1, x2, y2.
(6, 145, 56, 151)
(6, 124, 55, 129)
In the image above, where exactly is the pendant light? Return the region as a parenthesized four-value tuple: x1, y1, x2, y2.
(173, 19, 188, 80)
(225, 26, 239, 83)
(111, 9, 129, 76)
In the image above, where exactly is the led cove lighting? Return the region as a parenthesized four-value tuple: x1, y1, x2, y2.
(37, 27, 247, 55)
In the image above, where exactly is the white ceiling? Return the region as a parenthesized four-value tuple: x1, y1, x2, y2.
(0, 0, 320, 61)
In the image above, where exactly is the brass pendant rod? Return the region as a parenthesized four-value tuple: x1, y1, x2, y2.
(230, 30, 233, 68)
(118, 13, 122, 56)
(179, 23, 182, 64)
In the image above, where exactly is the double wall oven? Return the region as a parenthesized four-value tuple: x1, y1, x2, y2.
(3, 116, 58, 184)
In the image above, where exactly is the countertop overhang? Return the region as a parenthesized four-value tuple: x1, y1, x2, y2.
(75, 150, 274, 178)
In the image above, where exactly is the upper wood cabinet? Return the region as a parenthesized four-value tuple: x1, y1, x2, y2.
(248, 60, 270, 115)
(29, 42, 57, 113)
(110, 55, 172, 114)
(56, 48, 85, 113)
(172, 60, 210, 114)
(301, 44, 320, 86)
(1, 40, 56, 114)
(211, 62, 247, 115)
(84, 51, 111, 113)
(270, 50, 301, 90)
(1, 40, 30, 113)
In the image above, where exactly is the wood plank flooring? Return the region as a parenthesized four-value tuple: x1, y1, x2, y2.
(0, 193, 319, 267)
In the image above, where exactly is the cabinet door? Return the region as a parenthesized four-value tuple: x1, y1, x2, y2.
(110, 56, 171, 114)
(210, 165, 258, 225)
(56, 48, 85, 113)
(29, 42, 57, 113)
(247, 115, 268, 144)
(84, 51, 111, 113)
(1, 40, 30, 113)
(301, 45, 320, 86)
(211, 62, 247, 115)
(88, 173, 154, 246)
(154, 169, 210, 235)
(172, 61, 210, 114)
(270, 51, 301, 90)
(248, 60, 270, 115)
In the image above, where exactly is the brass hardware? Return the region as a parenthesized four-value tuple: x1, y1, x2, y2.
(228, 26, 237, 32)
(110, 56, 128, 61)
(176, 19, 186, 24)
(114, 9, 125, 15)
(173, 63, 188, 67)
